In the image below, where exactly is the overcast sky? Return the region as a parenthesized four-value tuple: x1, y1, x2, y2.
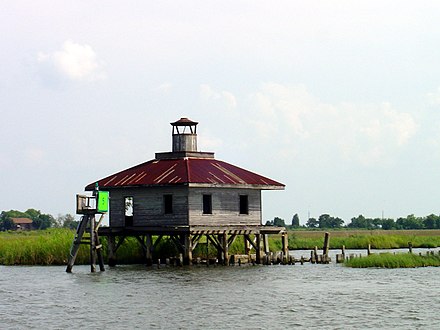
(2, 1, 440, 225)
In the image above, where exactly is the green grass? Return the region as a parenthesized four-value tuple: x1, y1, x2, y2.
(1, 228, 440, 266)
(345, 252, 440, 268)
(0, 229, 87, 265)
(288, 230, 440, 249)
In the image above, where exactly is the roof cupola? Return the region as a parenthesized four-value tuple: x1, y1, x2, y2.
(171, 117, 198, 152)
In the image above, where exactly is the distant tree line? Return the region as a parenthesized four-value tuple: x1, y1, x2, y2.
(265, 213, 440, 230)
(0, 209, 78, 231)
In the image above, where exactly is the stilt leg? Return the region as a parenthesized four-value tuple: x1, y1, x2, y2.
(222, 232, 229, 265)
(108, 236, 117, 267)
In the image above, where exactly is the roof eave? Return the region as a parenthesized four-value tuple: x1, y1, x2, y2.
(187, 183, 285, 190)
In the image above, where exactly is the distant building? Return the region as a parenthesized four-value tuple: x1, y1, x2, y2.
(11, 218, 34, 231)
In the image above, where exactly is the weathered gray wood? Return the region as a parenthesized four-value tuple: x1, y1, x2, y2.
(90, 216, 96, 272)
(222, 233, 229, 265)
(244, 234, 250, 256)
(108, 186, 263, 228)
(66, 214, 90, 272)
(188, 188, 261, 226)
(107, 236, 117, 266)
(323, 232, 330, 258)
(263, 234, 269, 254)
(184, 234, 193, 265)
(109, 186, 189, 227)
(281, 233, 289, 264)
(146, 234, 153, 266)
(255, 234, 261, 264)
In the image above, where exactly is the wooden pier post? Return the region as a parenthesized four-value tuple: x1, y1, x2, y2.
(323, 232, 330, 259)
(314, 246, 318, 263)
(90, 216, 96, 272)
(184, 233, 193, 266)
(367, 244, 371, 256)
(217, 234, 223, 264)
(222, 232, 229, 266)
(263, 234, 269, 254)
(244, 234, 250, 257)
(145, 234, 153, 266)
(107, 236, 117, 267)
(255, 234, 262, 264)
(281, 233, 289, 264)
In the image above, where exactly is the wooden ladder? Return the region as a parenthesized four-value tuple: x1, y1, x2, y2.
(66, 214, 105, 273)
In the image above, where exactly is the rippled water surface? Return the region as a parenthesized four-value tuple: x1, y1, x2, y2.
(1, 260, 439, 329)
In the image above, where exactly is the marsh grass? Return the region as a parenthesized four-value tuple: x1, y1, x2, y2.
(288, 230, 440, 249)
(345, 252, 440, 268)
(1, 228, 439, 265)
(0, 229, 88, 265)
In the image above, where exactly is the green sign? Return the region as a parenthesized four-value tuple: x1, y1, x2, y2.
(97, 191, 109, 213)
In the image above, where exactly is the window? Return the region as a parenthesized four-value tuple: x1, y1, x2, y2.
(203, 194, 212, 214)
(239, 195, 249, 215)
(164, 194, 173, 214)
(125, 196, 133, 226)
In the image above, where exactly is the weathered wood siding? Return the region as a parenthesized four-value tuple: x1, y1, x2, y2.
(188, 188, 261, 226)
(109, 186, 189, 227)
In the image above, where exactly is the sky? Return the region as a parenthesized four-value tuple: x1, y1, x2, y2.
(2, 1, 440, 225)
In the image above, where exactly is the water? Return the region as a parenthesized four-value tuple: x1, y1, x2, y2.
(1, 255, 439, 329)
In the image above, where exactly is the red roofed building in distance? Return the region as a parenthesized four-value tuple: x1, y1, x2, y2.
(87, 118, 286, 266)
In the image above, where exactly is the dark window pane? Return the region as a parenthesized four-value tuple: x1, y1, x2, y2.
(239, 195, 249, 215)
(203, 194, 212, 214)
(164, 194, 173, 214)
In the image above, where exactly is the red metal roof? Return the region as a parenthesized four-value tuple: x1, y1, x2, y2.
(85, 158, 284, 190)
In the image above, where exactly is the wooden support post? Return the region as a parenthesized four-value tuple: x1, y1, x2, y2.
(107, 236, 117, 267)
(146, 234, 153, 266)
(255, 234, 261, 264)
(244, 234, 251, 256)
(184, 233, 193, 266)
(323, 232, 330, 259)
(222, 232, 229, 265)
(66, 215, 89, 273)
(367, 243, 371, 256)
(206, 234, 210, 261)
(95, 232, 105, 272)
(281, 233, 289, 264)
(216, 234, 223, 264)
(263, 234, 269, 254)
(90, 216, 96, 272)
(314, 246, 318, 263)
(341, 245, 346, 260)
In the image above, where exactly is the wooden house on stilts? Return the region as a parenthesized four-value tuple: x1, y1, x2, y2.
(72, 118, 286, 270)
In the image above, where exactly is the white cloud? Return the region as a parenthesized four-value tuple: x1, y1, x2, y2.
(427, 87, 440, 105)
(23, 147, 46, 165)
(200, 84, 237, 111)
(248, 83, 418, 166)
(152, 82, 173, 93)
(38, 40, 105, 82)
